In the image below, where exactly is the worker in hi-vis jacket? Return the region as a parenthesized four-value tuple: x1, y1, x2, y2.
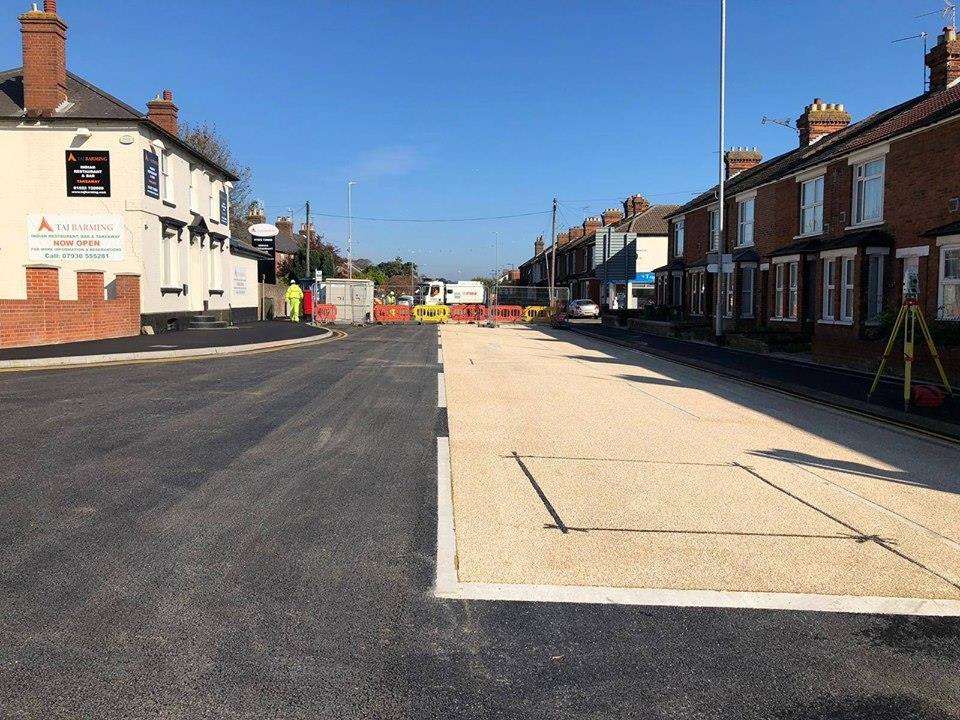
(285, 280, 304, 322)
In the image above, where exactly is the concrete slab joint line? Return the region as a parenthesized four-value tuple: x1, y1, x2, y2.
(0, 328, 336, 370)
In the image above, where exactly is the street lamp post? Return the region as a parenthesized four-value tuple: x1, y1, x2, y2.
(347, 180, 357, 279)
(714, 0, 727, 341)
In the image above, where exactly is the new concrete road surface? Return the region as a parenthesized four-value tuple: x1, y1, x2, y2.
(1, 324, 959, 719)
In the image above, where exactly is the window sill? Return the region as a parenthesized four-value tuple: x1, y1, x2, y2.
(209, 289, 224, 296)
(160, 286, 183, 296)
(162, 200, 176, 208)
(769, 317, 799, 323)
(793, 231, 824, 240)
(845, 220, 884, 231)
(818, 318, 854, 326)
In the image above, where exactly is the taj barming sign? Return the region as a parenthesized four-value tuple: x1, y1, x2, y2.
(27, 214, 124, 262)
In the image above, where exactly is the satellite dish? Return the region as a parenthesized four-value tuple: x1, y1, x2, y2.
(248, 223, 279, 238)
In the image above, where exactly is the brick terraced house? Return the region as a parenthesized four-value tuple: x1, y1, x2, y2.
(655, 27, 960, 374)
(520, 195, 675, 309)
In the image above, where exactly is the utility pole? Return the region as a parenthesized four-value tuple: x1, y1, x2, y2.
(714, 0, 727, 342)
(347, 181, 357, 279)
(305, 200, 311, 281)
(549, 197, 557, 304)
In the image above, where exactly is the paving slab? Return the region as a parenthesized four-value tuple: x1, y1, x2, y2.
(440, 323, 960, 606)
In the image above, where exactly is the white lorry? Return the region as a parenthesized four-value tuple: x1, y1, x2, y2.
(418, 280, 486, 306)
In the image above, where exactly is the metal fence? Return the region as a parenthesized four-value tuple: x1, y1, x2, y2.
(490, 285, 569, 309)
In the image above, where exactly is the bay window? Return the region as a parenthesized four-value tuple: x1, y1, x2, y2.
(722, 271, 734, 317)
(800, 176, 824, 235)
(822, 259, 836, 320)
(774, 264, 785, 318)
(853, 157, 885, 226)
(939, 245, 960, 319)
(737, 198, 754, 246)
(741, 267, 755, 318)
(788, 262, 799, 319)
(709, 209, 719, 251)
(840, 257, 854, 321)
(866, 254, 884, 322)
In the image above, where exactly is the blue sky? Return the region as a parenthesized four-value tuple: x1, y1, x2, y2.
(1, 1, 951, 277)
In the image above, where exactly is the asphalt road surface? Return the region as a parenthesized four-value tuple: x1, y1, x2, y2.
(1, 324, 958, 719)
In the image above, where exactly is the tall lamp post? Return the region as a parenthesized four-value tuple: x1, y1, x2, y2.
(714, 0, 727, 341)
(347, 180, 357, 279)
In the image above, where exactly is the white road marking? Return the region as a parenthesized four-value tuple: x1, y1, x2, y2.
(437, 372, 447, 408)
(435, 436, 459, 595)
(435, 580, 960, 616)
(438, 348, 443, 365)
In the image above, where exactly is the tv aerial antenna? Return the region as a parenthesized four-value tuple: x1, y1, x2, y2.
(761, 116, 798, 133)
(891, 31, 929, 92)
(916, 0, 957, 28)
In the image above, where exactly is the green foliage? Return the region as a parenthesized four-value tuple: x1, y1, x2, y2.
(376, 256, 418, 279)
(360, 267, 388, 286)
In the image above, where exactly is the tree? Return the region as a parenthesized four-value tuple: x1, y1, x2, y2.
(360, 267, 388, 286)
(472, 276, 497, 295)
(375, 256, 418, 279)
(276, 233, 344, 282)
(353, 258, 373, 272)
(179, 121, 253, 237)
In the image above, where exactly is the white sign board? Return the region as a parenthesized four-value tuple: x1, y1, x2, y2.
(27, 214, 124, 262)
(233, 265, 249, 296)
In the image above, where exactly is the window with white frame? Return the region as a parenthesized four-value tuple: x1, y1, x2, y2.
(709, 209, 719, 250)
(774, 264, 785, 318)
(722, 271, 734, 317)
(674, 219, 685, 256)
(822, 258, 836, 320)
(840, 257, 854, 321)
(587, 246, 595, 271)
(159, 150, 173, 203)
(689, 270, 705, 315)
(737, 198, 754, 246)
(161, 228, 176, 287)
(189, 166, 198, 212)
(867, 254, 884, 322)
(741, 267, 755, 318)
(800, 175, 824, 235)
(853, 157, 885, 226)
(939, 245, 960, 319)
(208, 178, 217, 222)
(787, 262, 799, 319)
(209, 244, 222, 289)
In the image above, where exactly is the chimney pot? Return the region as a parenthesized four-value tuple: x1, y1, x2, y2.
(44, 0, 57, 12)
(146, 89, 179, 136)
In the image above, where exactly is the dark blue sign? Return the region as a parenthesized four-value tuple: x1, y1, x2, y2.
(143, 150, 160, 200)
(219, 190, 228, 225)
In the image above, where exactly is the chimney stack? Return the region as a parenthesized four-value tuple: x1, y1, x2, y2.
(534, 235, 545, 255)
(724, 147, 763, 178)
(582, 216, 602, 235)
(275, 216, 294, 238)
(601, 208, 624, 226)
(20, 0, 68, 116)
(568, 227, 584, 241)
(146, 89, 179, 136)
(556, 231, 569, 246)
(926, 26, 960, 92)
(796, 99, 851, 146)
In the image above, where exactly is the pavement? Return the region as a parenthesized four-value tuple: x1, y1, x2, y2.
(0, 320, 327, 361)
(2, 323, 959, 718)
(563, 319, 960, 437)
(440, 324, 960, 606)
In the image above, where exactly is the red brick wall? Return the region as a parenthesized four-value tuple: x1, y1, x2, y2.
(0, 267, 141, 348)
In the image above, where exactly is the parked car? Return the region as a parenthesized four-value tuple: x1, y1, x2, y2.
(567, 299, 600, 318)
(397, 295, 415, 307)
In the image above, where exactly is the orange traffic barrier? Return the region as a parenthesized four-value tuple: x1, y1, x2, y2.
(493, 305, 523, 323)
(314, 304, 338, 323)
(374, 304, 412, 323)
(449, 304, 489, 323)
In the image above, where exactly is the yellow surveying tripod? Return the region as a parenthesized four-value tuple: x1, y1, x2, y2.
(868, 296, 953, 410)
